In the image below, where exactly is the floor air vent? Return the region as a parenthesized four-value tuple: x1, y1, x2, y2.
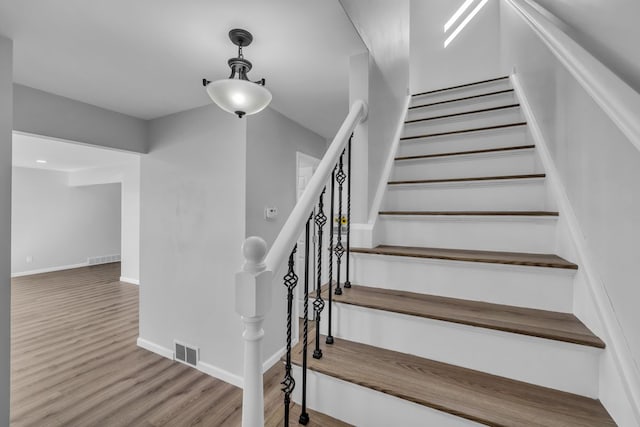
(174, 341, 199, 367)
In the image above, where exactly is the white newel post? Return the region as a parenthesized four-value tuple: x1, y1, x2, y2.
(235, 236, 273, 427)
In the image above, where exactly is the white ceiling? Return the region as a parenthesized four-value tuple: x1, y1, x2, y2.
(0, 0, 367, 138)
(13, 133, 138, 172)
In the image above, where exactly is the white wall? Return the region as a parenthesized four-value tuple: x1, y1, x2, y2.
(11, 167, 121, 275)
(410, 0, 503, 93)
(340, 0, 410, 215)
(532, 0, 640, 94)
(245, 106, 326, 363)
(13, 84, 148, 154)
(68, 159, 141, 283)
(0, 35, 12, 427)
(140, 104, 247, 382)
(500, 3, 640, 424)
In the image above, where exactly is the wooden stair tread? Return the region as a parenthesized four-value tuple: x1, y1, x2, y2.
(379, 210, 558, 216)
(395, 145, 535, 161)
(409, 89, 515, 110)
(412, 76, 510, 97)
(351, 245, 578, 270)
(322, 284, 603, 348)
(405, 104, 521, 124)
(388, 173, 545, 185)
(401, 122, 527, 141)
(291, 337, 615, 426)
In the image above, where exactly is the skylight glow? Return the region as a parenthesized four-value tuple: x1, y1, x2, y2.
(444, 0, 476, 32)
(36, 159, 47, 164)
(444, 0, 489, 48)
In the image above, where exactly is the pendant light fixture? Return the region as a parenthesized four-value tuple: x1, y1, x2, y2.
(202, 29, 272, 118)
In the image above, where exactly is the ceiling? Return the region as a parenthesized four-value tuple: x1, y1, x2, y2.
(13, 133, 138, 172)
(0, 0, 367, 138)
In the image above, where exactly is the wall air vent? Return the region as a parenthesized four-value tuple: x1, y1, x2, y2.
(174, 341, 199, 367)
(87, 254, 121, 265)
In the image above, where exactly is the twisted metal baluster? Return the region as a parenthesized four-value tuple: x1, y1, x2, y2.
(326, 167, 336, 345)
(334, 150, 346, 296)
(345, 134, 353, 289)
(299, 214, 312, 425)
(282, 246, 298, 426)
(313, 188, 327, 359)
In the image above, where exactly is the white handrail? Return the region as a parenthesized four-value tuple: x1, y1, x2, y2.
(504, 0, 640, 153)
(264, 99, 368, 272)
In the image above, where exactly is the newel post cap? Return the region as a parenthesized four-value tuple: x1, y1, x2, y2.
(235, 236, 272, 318)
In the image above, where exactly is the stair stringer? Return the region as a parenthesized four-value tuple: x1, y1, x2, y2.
(512, 72, 640, 426)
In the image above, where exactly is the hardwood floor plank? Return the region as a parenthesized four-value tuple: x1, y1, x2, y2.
(11, 263, 346, 427)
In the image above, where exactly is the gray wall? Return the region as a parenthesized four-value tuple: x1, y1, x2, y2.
(245, 107, 326, 361)
(12, 168, 121, 275)
(13, 84, 148, 154)
(0, 35, 12, 427)
(340, 0, 410, 216)
(140, 104, 247, 378)
(532, 0, 640, 94)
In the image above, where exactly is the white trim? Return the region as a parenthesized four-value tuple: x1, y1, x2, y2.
(504, 0, 640, 153)
(11, 262, 89, 277)
(264, 100, 367, 272)
(262, 347, 285, 374)
(367, 95, 411, 224)
(119, 276, 140, 285)
(136, 337, 174, 360)
(197, 361, 244, 389)
(512, 73, 640, 422)
(136, 337, 245, 388)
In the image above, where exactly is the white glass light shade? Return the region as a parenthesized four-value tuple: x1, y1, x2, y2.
(205, 79, 272, 117)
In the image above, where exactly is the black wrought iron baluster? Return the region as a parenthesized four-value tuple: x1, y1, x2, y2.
(345, 134, 353, 289)
(334, 150, 346, 296)
(313, 188, 327, 359)
(326, 167, 336, 345)
(282, 246, 298, 427)
(299, 214, 312, 425)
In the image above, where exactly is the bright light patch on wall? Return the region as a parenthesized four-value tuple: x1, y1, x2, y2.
(444, 0, 489, 48)
(444, 0, 476, 32)
(35, 159, 47, 164)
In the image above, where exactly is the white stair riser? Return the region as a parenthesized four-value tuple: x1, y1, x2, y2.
(350, 253, 574, 312)
(392, 149, 539, 181)
(320, 304, 599, 397)
(377, 216, 556, 253)
(383, 179, 548, 211)
(410, 79, 512, 108)
(397, 127, 527, 157)
(402, 108, 523, 138)
(407, 92, 517, 122)
(292, 366, 480, 427)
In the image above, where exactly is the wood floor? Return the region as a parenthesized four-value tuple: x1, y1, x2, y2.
(10, 263, 347, 427)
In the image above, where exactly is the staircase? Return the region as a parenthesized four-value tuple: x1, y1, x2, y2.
(289, 76, 617, 426)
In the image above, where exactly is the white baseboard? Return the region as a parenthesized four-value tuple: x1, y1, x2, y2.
(512, 73, 640, 423)
(136, 337, 174, 360)
(197, 360, 244, 388)
(120, 276, 140, 285)
(263, 347, 285, 374)
(11, 262, 89, 278)
(137, 336, 284, 390)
